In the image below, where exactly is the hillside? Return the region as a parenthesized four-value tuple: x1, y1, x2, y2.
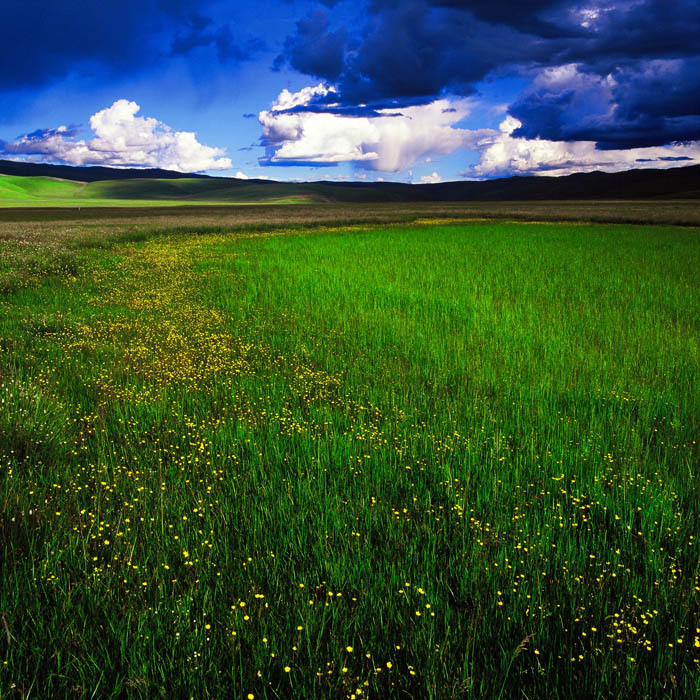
(0, 159, 212, 182)
(0, 174, 85, 201)
(1, 160, 699, 206)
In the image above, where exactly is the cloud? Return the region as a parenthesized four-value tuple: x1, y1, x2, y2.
(510, 60, 700, 149)
(269, 84, 337, 113)
(0, 1, 190, 90)
(259, 85, 483, 171)
(274, 0, 700, 149)
(276, 1, 527, 103)
(430, 0, 573, 36)
(1, 100, 232, 172)
(257, 81, 697, 178)
(420, 171, 442, 183)
(275, 8, 347, 79)
(464, 116, 700, 178)
(235, 171, 249, 179)
(0, 1, 264, 92)
(170, 15, 266, 63)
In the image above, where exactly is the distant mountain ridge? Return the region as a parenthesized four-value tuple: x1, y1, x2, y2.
(0, 159, 213, 182)
(1, 159, 699, 201)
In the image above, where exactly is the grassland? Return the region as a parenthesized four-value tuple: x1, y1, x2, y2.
(0, 174, 398, 208)
(1, 207, 699, 698)
(2, 200, 700, 228)
(0, 175, 319, 208)
(2, 171, 700, 218)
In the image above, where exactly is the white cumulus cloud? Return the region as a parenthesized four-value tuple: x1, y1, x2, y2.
(2, 100, 232, 172)
(259, 84, 482, 172)
(270, 84, 336, 112)
(259, 84, 700, 179)
(420, 172, 442, 184)
(467, 117, 700, 177)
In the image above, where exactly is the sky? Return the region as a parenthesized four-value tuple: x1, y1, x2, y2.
(0, 0, 699, 183)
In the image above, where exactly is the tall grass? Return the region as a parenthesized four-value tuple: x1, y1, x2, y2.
(1, 219, 699, 698)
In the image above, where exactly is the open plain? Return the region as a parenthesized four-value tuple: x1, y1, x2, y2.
(1, 203, 699, 698)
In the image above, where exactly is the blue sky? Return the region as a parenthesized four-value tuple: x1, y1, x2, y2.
(1, 0, 698, 182)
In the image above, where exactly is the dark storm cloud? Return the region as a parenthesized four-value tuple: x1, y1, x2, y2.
(0, 0, 263, 91)
(274, 8, 347, 79)
(383, 0, 580, 38)
(169, 14, 217, 55)
(563, 0, 700, 68)
(510, 58, 700, 148)
(612, 59, 700, 123)
(170, 15, 266, 63)
(276, 0, 700, 148)
(277, 1, 534, 102)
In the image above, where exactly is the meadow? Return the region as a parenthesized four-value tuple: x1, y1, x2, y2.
(1, 205, 699, 699)
(0, 175, 315, 208)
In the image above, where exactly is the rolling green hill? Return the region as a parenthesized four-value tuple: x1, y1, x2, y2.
(0, 174, 408, 207)
(0, 175, 256, 208)
(1, 161, 699, 207)
(0, 174, 85, 201)
(81, 177, 422, 203)
(82, 178, 326, 203)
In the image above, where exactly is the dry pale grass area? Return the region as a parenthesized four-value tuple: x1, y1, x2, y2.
(1, 199, 699, 231)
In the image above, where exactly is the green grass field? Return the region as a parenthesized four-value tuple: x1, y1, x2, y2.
(3, 174, 700, 224)
(0, 175, 319, 208)
(0, 174, 406, 208)
(1, 210, 699, 698)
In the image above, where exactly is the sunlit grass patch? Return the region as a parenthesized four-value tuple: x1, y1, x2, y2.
(1, 217, 699, 698)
